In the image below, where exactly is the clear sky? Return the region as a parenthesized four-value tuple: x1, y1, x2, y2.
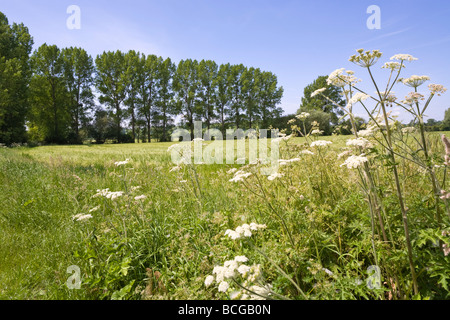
(2, 0, 450, 122)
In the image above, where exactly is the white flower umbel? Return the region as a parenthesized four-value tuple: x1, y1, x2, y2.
(346, 92, 370, 109)
(134, 195, 147, 200)
(400, 75, 430, 88)
(310, 140, 332, 148)
(225, 223, 266, 240)
(341, 154, 369, 169)
(93, 188, 124, 200)
(349, 49, 382, 67)
(327, 68, 360, 87)
(390, 54, 418, 62)
(296, 112, 310, 121)
(267, 172, 284, 181)
(381, 61, 404, 71)
(72, 213, 93, 222)
(229, 170, 252, 183)
(114, 158, 130, 166)
(311, 88, 326, 97)
(346, 137, 373, 149)
(278, 158, 301, 166)
(428, 84, 447, 96)
(401, 92, 425, 105)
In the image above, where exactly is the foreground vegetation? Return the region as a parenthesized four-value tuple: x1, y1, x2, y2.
(0, 129, 449, 300)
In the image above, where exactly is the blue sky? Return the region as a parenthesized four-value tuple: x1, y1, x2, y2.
(2, 0, 450, 122)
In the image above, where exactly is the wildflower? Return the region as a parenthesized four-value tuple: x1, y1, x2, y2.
(401, 92, 425, 105)
(89, 206, 100, 213)
(296, 112, 310, 121)
(229, 170, 252, 183)
(225, 222, 266, 240)
(310, 140, 332, 147)
(300, 150, 314, 155)
(390, 54, 418, 62)
(114, 158, 130, 166)
(311, 88, 326, 97)
(428, 84, 447, 96)
(169, 165, 181, 172)
(234, 256, 249, 263)
(134, 195, 147, 200)
(227, 168, 238, 174)
(346, 137, 373, 149)
(327, 68, 346, 87)
(93, 189, 124, 200)
(349, 49, 382, 67)
(130, 186, 141, 192)
(357, 125, 376, 137)
(381, 61, 404, 71)
(322, 268, 334, 276)
(218, 281, 229, 293)
(401, 127, 416, 134)
(248, 285, 272, 300)
(311, 129, 323, 135)
(341, 154, 369, 169)
(337, 150, 353, 159)
(278, 158, 301, 166)
(204, 275, 214, 287)
(72, 213, 93, 222)
(400, 75, 430, 88)
(237, 265, 251, 276)
(346, 92, 370, 109)
(267, 172, 284, 181)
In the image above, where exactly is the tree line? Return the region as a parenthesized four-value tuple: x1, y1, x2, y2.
(0, 12, 284, 145)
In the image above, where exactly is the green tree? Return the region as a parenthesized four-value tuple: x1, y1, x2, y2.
(227, 64, 246, 129)
(173, 59, 200, 139)
(95, 50, 127, 142)
(214, 63, 231, 136)
(197, 59, 218, 132)
(61, 46, 94, 143)
(258, 70, 283, 129)
(29, 43, 69, 143)
(241, 67, 261, 129)
(156, 57, 175, 142)
(0, 12, 33, 145)
(442, 108, 450, 131)
(124, 50, 141, 142)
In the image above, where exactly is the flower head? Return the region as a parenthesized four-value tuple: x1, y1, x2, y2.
(390, 54, 418, 62)
(296, 112, 310, 121)
(310, 140, 332, 148)
(114, 159, 130, 166)
(401, 92, 425, 105)
(327, 68, 360, 87)
(341, 154, 369, 169)
(381, 61, 404, 71)
(311, 88, 326, 97)
(267, 172, 284, 181)
(346, 92, 370, 109)
(72, 213, 93, 222)
(346, 137, 373, 149)
(428, 84, 447, 96)
(400, 75, 430, 88)
(349, 49, 382, 67)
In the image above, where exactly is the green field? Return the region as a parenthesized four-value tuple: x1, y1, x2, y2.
(1, 133, 449, 300)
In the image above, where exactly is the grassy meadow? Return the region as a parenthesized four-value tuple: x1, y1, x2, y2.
(1, 132, 449, 300)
